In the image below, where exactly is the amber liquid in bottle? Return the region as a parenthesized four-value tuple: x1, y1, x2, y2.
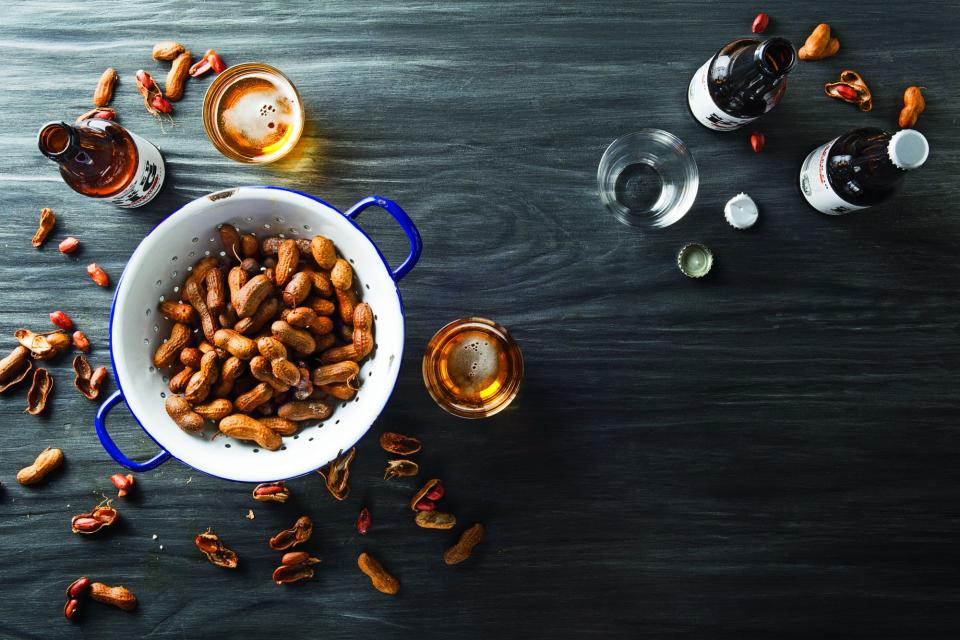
(37, 120, 165, 207)
(423, 318, 523, 419)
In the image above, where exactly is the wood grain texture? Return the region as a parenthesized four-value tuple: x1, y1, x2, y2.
(2, 0, 960, 638)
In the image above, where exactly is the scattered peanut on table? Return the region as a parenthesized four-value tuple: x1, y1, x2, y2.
(93, 68, 117, 107)
(825, 70, 873, 112)
(16, 447, 64, 485)
(899, 86, 926, 128)
(798, 23, 840, 60)
(357, 552, 399, 595)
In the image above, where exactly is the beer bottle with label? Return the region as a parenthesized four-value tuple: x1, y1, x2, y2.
(688, 37, 796, 131)
(799, 128, 929, 215)
(37, 119, 165, 208)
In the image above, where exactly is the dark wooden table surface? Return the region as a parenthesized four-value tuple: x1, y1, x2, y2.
(3, 1, 959, 638)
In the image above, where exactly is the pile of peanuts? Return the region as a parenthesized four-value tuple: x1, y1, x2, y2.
(159, 224, 373, 450)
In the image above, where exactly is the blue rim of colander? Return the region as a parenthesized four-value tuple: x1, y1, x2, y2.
(95, 186, 422, 482)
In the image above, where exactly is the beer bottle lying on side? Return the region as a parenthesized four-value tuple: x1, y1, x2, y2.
(37, 119, 166, 208)
(799, 128, 929, 215)
(688, 37, 797, 131)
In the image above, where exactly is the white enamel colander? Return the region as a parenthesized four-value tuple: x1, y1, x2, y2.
(95, 186, 422, 483)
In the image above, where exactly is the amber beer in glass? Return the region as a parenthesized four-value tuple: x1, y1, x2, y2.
(422, 318, 523, 419)
(202, 63, 304, 163)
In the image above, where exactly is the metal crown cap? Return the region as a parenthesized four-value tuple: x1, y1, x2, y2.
(889, 129, 929, 170)
(723, 192, 759, 230)
(677, 243, 713, 279)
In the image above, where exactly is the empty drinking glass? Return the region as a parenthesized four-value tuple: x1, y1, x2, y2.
(597, 129, 699, 228)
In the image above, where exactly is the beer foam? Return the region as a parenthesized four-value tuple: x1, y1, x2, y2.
(447, 336, 500, 391)
(221, 89, 293, 148)
(216, 73, 300, 156)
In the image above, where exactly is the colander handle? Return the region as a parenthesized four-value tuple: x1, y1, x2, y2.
(95, 390, 171, 471)
(344, 196, 422, 281)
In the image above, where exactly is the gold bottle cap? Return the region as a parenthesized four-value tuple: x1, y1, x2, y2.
(677, 243, 713, 278)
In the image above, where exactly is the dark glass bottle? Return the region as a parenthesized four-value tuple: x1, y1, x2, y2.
(688, 37, 796, 131)
(799, 128, 929, 215)
(37, 119, 165, 208)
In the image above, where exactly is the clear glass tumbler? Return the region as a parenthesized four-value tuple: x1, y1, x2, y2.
(597, 129, 699, 228)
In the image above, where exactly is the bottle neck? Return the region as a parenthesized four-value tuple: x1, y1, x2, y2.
(37, 119, 138, 197)
(754, 37, 796, 78)
(38, 122, 78, 162)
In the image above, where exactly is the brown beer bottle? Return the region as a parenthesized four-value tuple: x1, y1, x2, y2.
(799, 128, 929, 215)
(37, 119, 165, 208)
(688, 37, 797, 131)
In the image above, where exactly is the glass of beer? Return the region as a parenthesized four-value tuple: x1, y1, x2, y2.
(422, 317, 523, 419)
(202, 63, 304, 163)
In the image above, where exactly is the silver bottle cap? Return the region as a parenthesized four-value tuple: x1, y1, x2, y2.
(889, 129, 929, 170)
(724, 192, 759, 229)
